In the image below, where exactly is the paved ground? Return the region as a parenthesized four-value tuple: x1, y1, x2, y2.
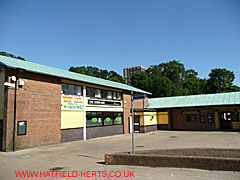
(0, 130, 240, 180)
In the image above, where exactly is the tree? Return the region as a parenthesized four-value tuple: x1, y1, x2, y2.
(0, 51, 26, 61)
(206, 68, 239, 93)
(148, 74, 172, 97)
(69, 66, 124, 83)
(132, 71, 148, 90)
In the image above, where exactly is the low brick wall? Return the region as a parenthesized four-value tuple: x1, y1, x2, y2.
(61, 128, 83, 142)
(87, 125, 123, 139)
(140, 125, 157, 133)
(105, 152, 240, 171)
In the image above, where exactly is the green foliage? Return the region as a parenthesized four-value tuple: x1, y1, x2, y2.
(0, 51, 26, 61)
(206, 68, 239, 93)
(69, 66, 124, 83)
(131, 61, 239, 97)
(132, 72, 148, 90)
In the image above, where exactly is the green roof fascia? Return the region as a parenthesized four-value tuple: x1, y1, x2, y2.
(0, 55, 151, 95)
(145, 92, 240, 109)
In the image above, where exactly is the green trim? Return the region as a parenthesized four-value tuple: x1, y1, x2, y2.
(0, 55, 151, 95)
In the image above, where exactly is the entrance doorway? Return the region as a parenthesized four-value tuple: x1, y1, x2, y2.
(134, 115, 140, 133)
(219, 112, 231, 129)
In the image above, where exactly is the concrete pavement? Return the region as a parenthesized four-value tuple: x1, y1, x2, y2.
(0, 130, 240, 180)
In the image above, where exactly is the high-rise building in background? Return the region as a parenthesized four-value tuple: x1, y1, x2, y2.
(123, 66, 146, 85)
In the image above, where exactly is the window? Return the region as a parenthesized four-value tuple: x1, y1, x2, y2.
(61, 83, 68, 94)
(117, 92, 122, 100)
(102, 90, 108, 99)
(232, 112, 239, 122)
(95, 89, 101, 98)
(68, 84, 74, 95)
(86, 112, 102, 127)
(114, 113, 122, 125)
(86, 112, 123, 127)
(17, 121, 27, 136)
(103, 113, 113, 126)
(107, 91, 112, 100)
(75, 86, 82, 96)
(112, 92, 117, 100)
(86, 87, 91, 97)
(200, 115, 205, 123)
(86, 87, 121, 101)
(207, 113, 213, 123)
(186, 115, 196, 122)
(61, 83, 82, 96)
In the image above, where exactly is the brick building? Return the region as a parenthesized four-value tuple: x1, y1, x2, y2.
(0, 55, 239, 152)
(145, 93, 240, 131)
(0, 55, 154, 151)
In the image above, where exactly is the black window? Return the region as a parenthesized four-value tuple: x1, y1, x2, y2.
(114, 113, 123, 125)
(107, 91, 112, 100)
(116, 92, 122, 100)
(200, 115, 205, 123)
(17, 121, 27, 136)
(86, 112, 102, 127)
(86, 112, 123, 127)
(207, 113, 213, 123)
(103, 113, 113, 126)
(74, 86, 82, 96)
(61, 83, 83, 96)
(86, 87, 91, 97)
(232, 112, 239, 122)
(102, 90, 108, 99)
(186, 115, 196, 122)
(61, 83, 68, 94)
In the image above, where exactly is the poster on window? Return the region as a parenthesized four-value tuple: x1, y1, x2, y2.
(61, 95, 84, 110)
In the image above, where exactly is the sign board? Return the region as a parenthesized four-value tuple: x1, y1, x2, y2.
(61, 95, 83, 110)
(133, 94, 145, 100)
(4, 82, 15, 87)
(88, 100, 121, 106)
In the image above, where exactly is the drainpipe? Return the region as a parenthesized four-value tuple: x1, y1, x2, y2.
(12, 77, 17, 152)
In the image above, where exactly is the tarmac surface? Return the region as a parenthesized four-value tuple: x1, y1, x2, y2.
(0, 130, 240, 180)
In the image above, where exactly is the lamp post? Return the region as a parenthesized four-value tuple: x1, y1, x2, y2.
(131, 91, 135, 154)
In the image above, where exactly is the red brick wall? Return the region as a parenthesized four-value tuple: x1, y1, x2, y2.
(123, 91, 131, 134)
(3, 69, 61, 151)
(171, 107, 215, 130)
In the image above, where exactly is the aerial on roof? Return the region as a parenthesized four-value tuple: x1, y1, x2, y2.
(0, 55, 151, 94)
(145, 92, 240, 109)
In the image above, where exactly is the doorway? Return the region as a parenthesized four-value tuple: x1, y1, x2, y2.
(134, 115, 140, 133)
(219, 112, 231, 129)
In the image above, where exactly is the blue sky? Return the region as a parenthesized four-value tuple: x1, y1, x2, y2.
(0, 0, 240, 85)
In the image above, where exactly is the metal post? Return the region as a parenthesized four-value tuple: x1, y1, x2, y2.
(131, 91, 135, 154)
(13, 78, 17, 152)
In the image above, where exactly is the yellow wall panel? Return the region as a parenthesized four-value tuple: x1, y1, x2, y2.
(143, 112, 157, 126)
(232, 122, 240, 129)
(0, 109, 3, 119)
(0, 69, 5, 109)
(157, 112, 168, 124)
(61, 110, 84, 129)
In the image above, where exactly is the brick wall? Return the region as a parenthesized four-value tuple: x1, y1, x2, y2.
(122, 91, 148, 134)
(3, 69, 61, 151)
(123, 91, 131, 134)
(86, 125, 123, 139)
(61, 128, 83, 142)
(171, 107, 215, 130)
